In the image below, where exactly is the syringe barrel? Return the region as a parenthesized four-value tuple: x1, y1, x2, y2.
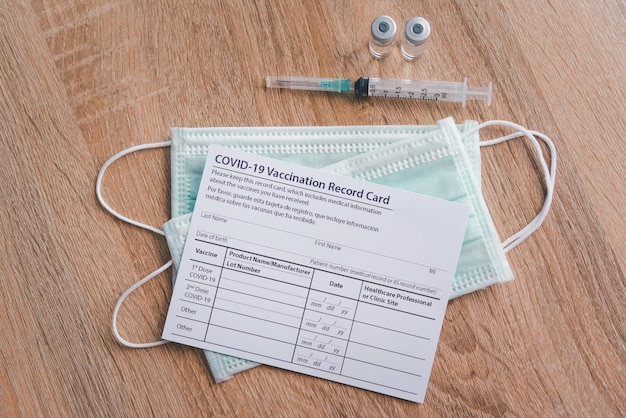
(358, 77, 492, 106)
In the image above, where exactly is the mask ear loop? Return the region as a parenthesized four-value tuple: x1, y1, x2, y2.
(96, 141, 172, 236)
(96, 141, 173, 348)
(461, 121, 557, 253)
(111, 260, 173, 348)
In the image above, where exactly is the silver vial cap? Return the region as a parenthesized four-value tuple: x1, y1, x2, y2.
(404, 17, 430, 45)
(371, 15, 397, 44)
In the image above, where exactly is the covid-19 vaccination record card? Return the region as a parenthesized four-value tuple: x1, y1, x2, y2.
(162, 145, 470, 403)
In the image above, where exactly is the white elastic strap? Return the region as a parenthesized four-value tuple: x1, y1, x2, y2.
(96, 141, 173, 348)
(483, 129, 556, 252)
(112, 260, 173, 348)
(462, 121, 557, 253)
(96, 141, 172, 236)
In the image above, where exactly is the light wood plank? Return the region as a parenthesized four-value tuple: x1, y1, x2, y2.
(0, 0, 624, 415)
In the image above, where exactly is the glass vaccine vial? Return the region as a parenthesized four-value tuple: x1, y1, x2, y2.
(369, 16, 397, 59)
(401, 17, 430, 60)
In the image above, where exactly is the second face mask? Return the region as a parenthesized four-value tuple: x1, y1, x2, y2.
(322, 117, 513, 298)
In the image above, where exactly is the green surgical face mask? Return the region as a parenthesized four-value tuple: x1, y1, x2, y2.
(98, 116, 556, 383)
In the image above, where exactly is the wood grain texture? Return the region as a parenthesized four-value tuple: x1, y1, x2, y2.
(1, 0, 624, 416)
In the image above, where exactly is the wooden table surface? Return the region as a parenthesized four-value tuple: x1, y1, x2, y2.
(1, 0, 624, 416)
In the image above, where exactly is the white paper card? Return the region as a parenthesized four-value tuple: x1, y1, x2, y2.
(162, 145, 470, 402)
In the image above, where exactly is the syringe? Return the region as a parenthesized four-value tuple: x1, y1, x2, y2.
(266, 76, 492, 107)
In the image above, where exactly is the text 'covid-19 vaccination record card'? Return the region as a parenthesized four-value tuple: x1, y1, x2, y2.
(162, 145, 470, 403)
